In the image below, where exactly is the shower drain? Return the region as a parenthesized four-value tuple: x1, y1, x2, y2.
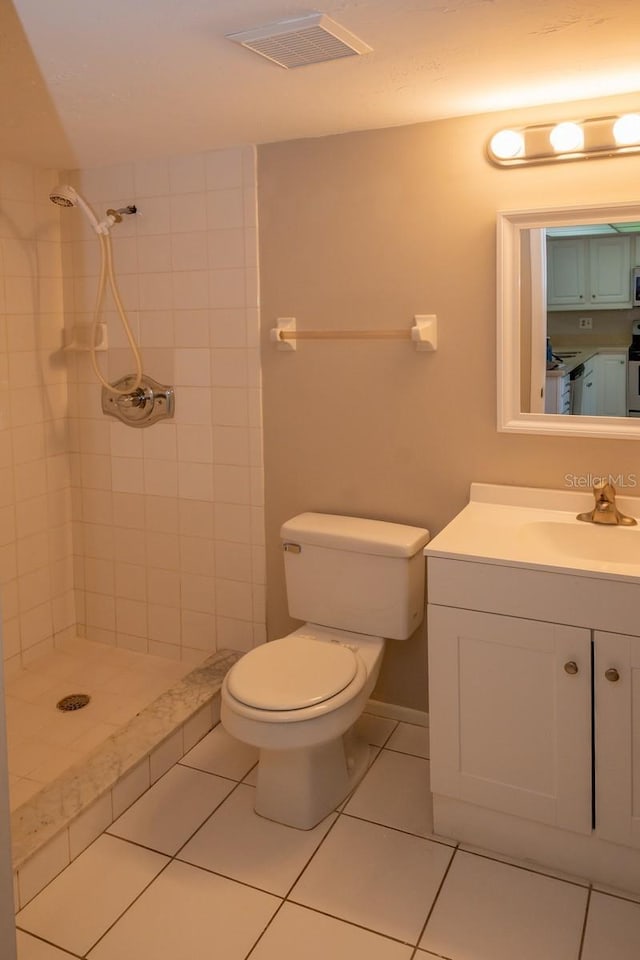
(56, 694, 91, 712)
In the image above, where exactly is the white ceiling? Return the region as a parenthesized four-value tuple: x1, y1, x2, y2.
(4, 0, 640, 169)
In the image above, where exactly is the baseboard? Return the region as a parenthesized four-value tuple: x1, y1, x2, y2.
(366, 698, 429, 728)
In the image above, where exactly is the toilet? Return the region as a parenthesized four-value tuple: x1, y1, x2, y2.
(221, 512, 430, 829)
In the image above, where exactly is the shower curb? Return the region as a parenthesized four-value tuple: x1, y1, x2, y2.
(11, 648, 241, 910)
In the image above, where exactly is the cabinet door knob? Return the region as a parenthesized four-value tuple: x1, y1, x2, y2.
(564, 661, 579, 675)
(605, 667, 620, 682)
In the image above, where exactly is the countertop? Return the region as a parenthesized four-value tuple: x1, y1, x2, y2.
(546, 345, 627, 377)
(424, 482, 640, 584)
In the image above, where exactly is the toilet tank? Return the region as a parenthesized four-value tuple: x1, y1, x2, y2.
(281, 513, 430, 640)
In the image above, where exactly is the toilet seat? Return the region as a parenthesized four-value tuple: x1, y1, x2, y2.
(226, 635, 359, 711)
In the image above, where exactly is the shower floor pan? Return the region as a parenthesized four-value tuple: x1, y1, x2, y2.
(8, 639, 240, 874)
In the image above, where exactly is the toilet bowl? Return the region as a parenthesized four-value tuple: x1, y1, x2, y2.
(221, 626, 384, 829)
(221, 511, 429, 830)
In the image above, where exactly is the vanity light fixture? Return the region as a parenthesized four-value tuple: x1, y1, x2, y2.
(488, 112, 640, 167)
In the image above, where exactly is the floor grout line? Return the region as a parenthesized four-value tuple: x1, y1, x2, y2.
(577, 886, 593, 960)
(410, 845, 459, 958)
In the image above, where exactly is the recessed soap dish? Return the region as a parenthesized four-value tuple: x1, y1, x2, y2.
(63, 322, 108, 352)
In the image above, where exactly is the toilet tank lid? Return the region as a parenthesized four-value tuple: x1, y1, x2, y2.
(281, 513, 430, 558)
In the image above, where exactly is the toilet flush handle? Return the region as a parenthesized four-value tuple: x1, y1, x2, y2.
(283, 542, 301, 554)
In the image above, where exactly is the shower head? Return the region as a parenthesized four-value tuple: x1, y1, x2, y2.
(49, 184, 77, 207)
(49, 184, 103, 233)
(50, 184, 137, 235)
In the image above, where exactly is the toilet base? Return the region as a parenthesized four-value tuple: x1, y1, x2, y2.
(254, 727, 371, 830)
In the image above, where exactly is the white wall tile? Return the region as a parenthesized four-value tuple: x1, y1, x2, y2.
(148, 603, 181, 645)
(173, 309, 210, 347)
(144, 494, 179, 533)
(144, 458, 178, 497)
(17, 829, 70, 907)
(135, 196, 172, 235)
(150, 728, 184, 783)
(177, 425, 213, 463)
(169, 153, 206, 194)
(134, 158, 171, 197)
(210, 308, 247, 348)
(140, 309, 174, 347)
(208, 230, 245, 270)
(209, 268, 246, 308)
(170, 193, 207, 234)
(2, 150, 263, 669)
(213, 465, 251, 504)
(216, 616, 254, 651)
(182, 703, 214, 752)
(211, 350, 248, 388)
(137, 235, 172, 273)
(111, 457, 145, 494)
(147, 567, 181, 607)
(174, 348, 210, 386)
(68, 792, 113, 859)
(173, 270, 210, 309)
(181, 609, 216, 651)
(173, 386, 212, 425)
(207, 188, 244, 229)
(206, 148, 244, 190)
(172, 232, 208, 271)
(214, 503, 252, 544)
(212, 387, 249, 426)
(215, 578, 252, 621)
(178, 461, 213, 500)
(112, 757, 151, 818)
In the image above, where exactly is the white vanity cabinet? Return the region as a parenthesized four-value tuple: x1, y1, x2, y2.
(426, 483, 640, 894)
(547, 235, 632, 309)
(429, 597, 640, 850)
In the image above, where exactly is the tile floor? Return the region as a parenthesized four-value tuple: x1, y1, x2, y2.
(14, 715, 640, 960)
(5, 638, 194, 810)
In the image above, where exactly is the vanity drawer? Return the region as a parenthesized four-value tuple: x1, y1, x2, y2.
(428, 557, 640, 635)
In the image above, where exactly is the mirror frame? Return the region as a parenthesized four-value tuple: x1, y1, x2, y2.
(497, 200, 640, 440)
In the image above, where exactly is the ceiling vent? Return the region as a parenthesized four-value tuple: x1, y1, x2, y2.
(226, 13, 372, 69)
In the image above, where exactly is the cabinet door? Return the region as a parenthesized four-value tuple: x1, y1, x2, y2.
(547, 239, 587, 307)
(594, 631, 640, 848)
(594, 354, 627, 417)
(428, 605, 592, 831)
(589, 236, 631, 305)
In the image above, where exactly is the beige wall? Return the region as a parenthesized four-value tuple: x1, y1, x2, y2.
(259, 92, 640, 711)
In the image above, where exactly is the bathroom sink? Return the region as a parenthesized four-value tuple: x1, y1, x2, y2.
(424, 482, 640, 582)
(519, 519, 640, 566)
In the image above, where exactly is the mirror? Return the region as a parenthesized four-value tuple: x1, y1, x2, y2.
(498, 201, 640, 439)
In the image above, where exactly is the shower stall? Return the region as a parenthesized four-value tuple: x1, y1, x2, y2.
(0, 146, 264, 905)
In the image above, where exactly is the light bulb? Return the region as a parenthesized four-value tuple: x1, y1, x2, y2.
(549, 122, 584, 153)
(489, 129, 524, 160)
(613, 113, 640, 146)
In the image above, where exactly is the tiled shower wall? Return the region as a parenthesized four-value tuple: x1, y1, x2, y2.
(64, 146, 265, 661)
(0, 161, 75, 672)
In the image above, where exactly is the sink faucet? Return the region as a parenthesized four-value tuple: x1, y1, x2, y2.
(577, 482, 637, 526)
